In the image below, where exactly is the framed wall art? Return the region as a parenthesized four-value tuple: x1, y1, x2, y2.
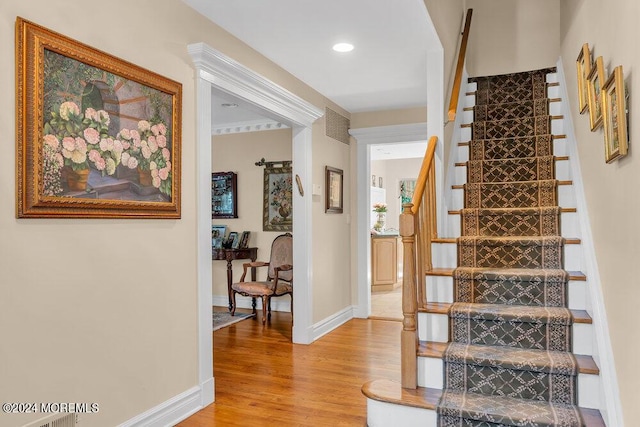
(576, 43, 591, 115)
(16, 18, 182, 218)
(587, 56, 605, 131)
(263, 166, 292, 231)
(325, 166, 343, 214)
(602, 66, 629, 163)
(211, 225, 227, 249)
(211, 172, 237, 218)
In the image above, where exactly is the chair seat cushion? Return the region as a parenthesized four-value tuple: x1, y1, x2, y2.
(232, 281, 292, 296)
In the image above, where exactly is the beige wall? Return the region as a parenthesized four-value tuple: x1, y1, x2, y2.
(0, 1, 351, 426)
(211, 129, 292, 304)
(422, 0, 465, 108)
(465, 0, 560, 77)
(560, 0, 639, 423)
(350, 107, 427, 129)
(312, 117, 352, 321)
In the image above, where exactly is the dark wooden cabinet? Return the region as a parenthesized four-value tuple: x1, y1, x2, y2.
(211, 172, 238, 218)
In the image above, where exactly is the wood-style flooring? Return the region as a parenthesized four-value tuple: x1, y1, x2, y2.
(177, 309, 402, 426)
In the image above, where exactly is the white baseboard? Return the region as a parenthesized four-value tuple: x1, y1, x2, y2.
(118, 386, 203, 427)
(311, 305, 356, 341)
(212, 294, 291, 312)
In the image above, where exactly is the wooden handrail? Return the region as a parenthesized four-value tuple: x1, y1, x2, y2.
(410, 136, 438, 214)
(447, 9, 473, 122)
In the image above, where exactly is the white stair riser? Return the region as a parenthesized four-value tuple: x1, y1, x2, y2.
(578, 372, 601, 409)
(549, 100, 562, 115)
(547, 85, 561, 98)
(558, 184, 577, 208)
(552, 117, 564, 135)
(568, 280, 587, 310)
(426, 276, 454, 304)
(367, 400, 437, 427)
(553, 138, 567, 157)
(561, 211, 580, 238)
(418, 357, 443, 389)
(573, 323, 593, 355)
(431, 243, 457, 269)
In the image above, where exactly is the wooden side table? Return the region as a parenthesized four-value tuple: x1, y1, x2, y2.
(212, 247, 258, 311)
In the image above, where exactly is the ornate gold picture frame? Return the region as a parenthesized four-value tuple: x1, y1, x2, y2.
(576, 43, 591, 115)
(602, 66, 628, 163)
(587, 56, 605, 131)
(16, 18, 182, 218)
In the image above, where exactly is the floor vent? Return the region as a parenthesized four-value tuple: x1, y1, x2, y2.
(24, 413, 77, 427)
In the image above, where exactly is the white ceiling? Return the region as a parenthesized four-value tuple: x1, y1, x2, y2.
(370, 141, 428, 161)
(184, 0, 436, 113)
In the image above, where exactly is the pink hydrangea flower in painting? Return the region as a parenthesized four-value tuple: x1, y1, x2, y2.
(59, 101, 80, 120)
(138, 120, 151, 132)
(84, 108, 98, 121)
(83, 127, 100, 145)
(127, 156, 139, 169)
(88, 149, 101, 163)
(150, 161, 157, 170)
(71, 149, 87, 165)
(151, 168, 159, 178)
(157, 123, 166, 135)
(141, 146, 152, 160)
(119, 128, 131, 140)
(94, 156, 106, 171)
(74, 137, 87, 153)
(158, 167, 169, 181)
(148, 136, 158, 153)
(156, 135, 167, 148)
(62, 137, 76, 152)
(151, 124, 159, 136)
(162, 148, 170, 161)
(43, 134, 59, 149)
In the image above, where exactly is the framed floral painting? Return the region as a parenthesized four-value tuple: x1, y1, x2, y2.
(263, 166, 292, 231)
(602, 66, 628, 163)
(576, 43, 591, 115)
(587, 56, 605, 131)
(16, 18, 182, 218)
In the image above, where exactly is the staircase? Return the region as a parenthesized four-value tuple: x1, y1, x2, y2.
(363, 68, 607, 426)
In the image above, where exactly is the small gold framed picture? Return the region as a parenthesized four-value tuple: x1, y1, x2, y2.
(576, 43, 591, 114)
(602, 66, 629, 163)
(587, 56, 605, 131)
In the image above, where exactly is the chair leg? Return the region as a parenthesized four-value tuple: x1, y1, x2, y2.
(267, 297, 272, 320)
(251, 297, 257, 315)
(261, 296, 268, 324)
(290, 293, 293, 322)
(231, 291, 237, 316)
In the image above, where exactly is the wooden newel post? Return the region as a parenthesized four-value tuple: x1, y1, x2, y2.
(400, 202, 418, 389)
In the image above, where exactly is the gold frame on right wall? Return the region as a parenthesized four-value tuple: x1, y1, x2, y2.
(587, 56, 605, 131)
(602, 66, 629, 163)
(576, 43, 592, 115)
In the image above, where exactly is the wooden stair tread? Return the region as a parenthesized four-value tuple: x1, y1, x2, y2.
(425, 268, 586, 281)
(417, 341, 599, 374)
(362, 381, 605, 426)
(362, 379, 440, 410)
(421, 302, 593, 324)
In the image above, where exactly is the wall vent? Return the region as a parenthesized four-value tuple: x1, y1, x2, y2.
(24, 413, 77, 427)
(325, 107, 350, 144)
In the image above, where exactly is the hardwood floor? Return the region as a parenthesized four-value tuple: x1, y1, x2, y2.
(178, 309, 402, 426)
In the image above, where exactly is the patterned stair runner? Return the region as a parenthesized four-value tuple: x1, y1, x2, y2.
(436, 68, 585, 426)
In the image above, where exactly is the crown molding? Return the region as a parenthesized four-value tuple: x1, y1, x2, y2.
(212, 119, 289, 135)
(187, 43, 323, 127)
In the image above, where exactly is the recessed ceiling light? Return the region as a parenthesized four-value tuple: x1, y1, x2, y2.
(332, 42, 354, 53)
(221, 103, 238, 108)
